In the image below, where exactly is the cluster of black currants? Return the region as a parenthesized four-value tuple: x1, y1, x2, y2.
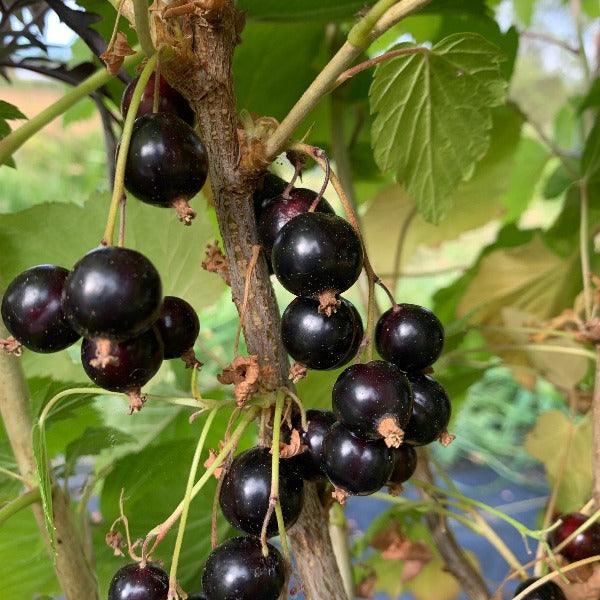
(254, 173, 365, 371)
(1, 248, 200, 411)
(121, 73, 208, 224)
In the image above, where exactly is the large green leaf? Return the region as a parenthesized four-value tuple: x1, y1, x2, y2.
(237, 0, 371, 22)
(369, 33, 507, 223)
(582, 116, 600, 183)
(65, 426, 134, 471)
(234, 23, 325, 119)
(0, 194, 224, 380)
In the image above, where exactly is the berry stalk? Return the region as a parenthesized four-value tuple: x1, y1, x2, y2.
(167, 406, 220, 598)
(102, 53, 158, 246)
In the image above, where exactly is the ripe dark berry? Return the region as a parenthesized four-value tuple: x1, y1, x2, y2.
(549, 512, 600, 562)
(108, 562, 169, 600)
(375, 304, 444, 371)
(1, 265, 79, 352)
(155, 296, 199, 359)
(403, 373, 451, 447)
(121, 73, 195, 125)
(124, 113, 208, 223)
(202, 536, 285, 600)
(281, 296, 363, 370)
(332, 360, 413, 447)
(272, 212, 363, 303)
(253, 173, 288, 221)
(187, 596, 206, 600)
(257, 188, 334, 270)
(63, 246, 162, 341)
(81, 327, 163, 398)
(513, 578, 566, 599)
(219, 446, 304, 537)
(387, 445, 417, 487)
(291, 409, 336, 480)
(323, 422, 393, 497)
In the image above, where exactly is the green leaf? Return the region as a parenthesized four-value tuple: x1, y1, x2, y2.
(369, 33, 507, 223)
(543, 162, 576, 200)
(237, 0, 371, 22)
(525, 411, 592, 512)
(582, 116, 600, 183)
(32, 422, 55, 552)
(234, 23, 325, 119)
(0, 100, 26, 121)
(62, 97, 96, 126)
(578, 78, 600, 112)
(64, 426, 134, 469)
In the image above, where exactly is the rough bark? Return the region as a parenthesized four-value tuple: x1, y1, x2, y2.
(0, 326, 99, 600)
(159, 5, 347, 599)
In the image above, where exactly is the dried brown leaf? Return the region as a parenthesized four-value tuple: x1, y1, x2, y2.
(100, 32, 135, 75)
(217, 355, 260, 406)
(201, 241, 230, 285)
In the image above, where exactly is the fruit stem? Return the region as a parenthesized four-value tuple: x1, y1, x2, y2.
(233, 245, 261, 357)
(133, 0, 155, 57)
(102, 53, 158, 246)
(167, 406, 220, 598)
(118, 194, 127, 247)
(0, 487, 41, 526)
(308, 148, 331, 212)
(153, 59, 161, 113)
(142, 406, 259, 558)
(279, 386, 307, 431)
(0, 51, 143, 165)
(282, 159, 303, 199)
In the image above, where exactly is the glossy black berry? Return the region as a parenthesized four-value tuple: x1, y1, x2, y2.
(323, 422, 393, 496)
(549, 512, 600, 562)
(513, 578, 566, 600)
(108, 563, 169, 600)
(375, 304, 444, 371)
(81, 327, 163, 393)
(257, 188, 334, 270)
(219, 446, 304, 537)
(187, 595, 206, 600)
(63, 247, 162, 341)
(281, 296, 362, 370)
(291, 409, 336, 480)
(155, 296, 199, 359)
(1, 265, 79, 352)
(121, 73, 195, 125)
(404, 373, 451, 446)
(124, 113, 208, 217)
(202, 536, 285, 600)
(253, 173, 288, 221)
(272, 212, 363, 298)
(388, 445, 417, 486)
(332, 360, 413, 445)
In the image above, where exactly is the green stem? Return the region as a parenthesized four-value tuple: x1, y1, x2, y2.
(347, 0, 399, 48)
(328, 503, 354, 599)
(0, 487, 41, 525)
(168, 406, 219, 595)
(0, 51, 143, 165)
(0, 465, 28, 484)
(103, 53, 157, 246)
(133, 0, 155, 56)
(580, 181, 593, 320)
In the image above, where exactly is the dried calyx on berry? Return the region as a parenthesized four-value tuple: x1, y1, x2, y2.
(124, 113, 208, 224)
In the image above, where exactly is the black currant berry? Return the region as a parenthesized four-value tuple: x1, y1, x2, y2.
(549, 512, 600, 562)
(219, 446, 304, 537)
(257, 188, 334, 270)
(403, 373, 451, 447)
(1, 265, 79, 353)
(187, 595, 206, 600)
(272, 212, 363, 307)
(124, 113, 208, 223)
(291, 409, 336, 480)
(63, 246, 162, 341)
(81, 327, 163, 408)
(281, 296, 363, 370)
(323, 422, 393, 498)
(121, 73, 195, 125)
(387, 445, 417, 487)
(155, 296, 199, 359)
(332, 360, 413, 447)
(513, 578, 566, 600)
(253, 173, 288, 221)
(375, 304, 444, 372)
(108, 562, 169, 600)
(202, 536, 285, 600)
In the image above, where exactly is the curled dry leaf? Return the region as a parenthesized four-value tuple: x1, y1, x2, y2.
(438, 431, 456, 447)
(274, 429, 307, 459)
(201, 241, 231, 285)
(203, 449, 224, 480)
(0, 336, 22, 356)
(289, 362, 308, 383)
(559, 564, 600, 600)
(105, 530, 124, 557)
(217, 355, 260, 406)
(100, 32, 135, 75)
